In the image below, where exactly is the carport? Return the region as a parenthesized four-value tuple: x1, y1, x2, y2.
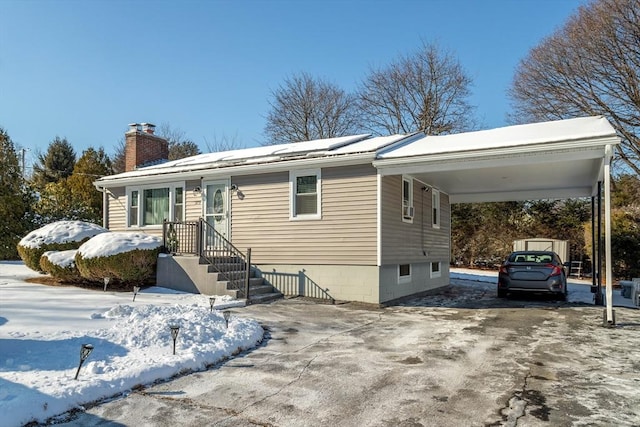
(374, 116, 621, 324)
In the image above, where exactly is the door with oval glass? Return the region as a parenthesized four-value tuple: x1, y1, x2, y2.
(203, 180, 230, 241)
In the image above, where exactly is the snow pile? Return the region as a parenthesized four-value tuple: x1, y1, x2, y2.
(42, 249, 77, 268)
(0, 262, 262, 427)
(77, 232, 162, 259)
(18, 221, 108, 249)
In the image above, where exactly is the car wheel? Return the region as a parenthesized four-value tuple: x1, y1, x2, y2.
(497, 288, 507, 298)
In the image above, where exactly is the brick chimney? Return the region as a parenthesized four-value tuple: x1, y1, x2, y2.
(125, 122, 169, 171)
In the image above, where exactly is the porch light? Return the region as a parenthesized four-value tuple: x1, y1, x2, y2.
(223, 310, 231, 329)
(74, 344, 94, 380)
(193, 186, 201, 195)
(170, 325, 180, 355)
(209, 297, 216, 312)
(133, 286, 140, 302)
(103, 277, 110, 292)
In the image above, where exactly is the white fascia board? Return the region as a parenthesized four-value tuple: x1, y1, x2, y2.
(95, 153, 376, 188)
(374, 142, 613, 176)
(374, 135, 619, 170)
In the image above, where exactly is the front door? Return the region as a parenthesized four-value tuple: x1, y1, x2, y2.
(203, 180, 230, 240)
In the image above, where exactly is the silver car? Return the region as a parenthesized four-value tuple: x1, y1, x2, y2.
(497, 251, 568, 300)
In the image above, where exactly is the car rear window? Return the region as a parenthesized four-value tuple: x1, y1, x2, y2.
(510, 253, 553, 263)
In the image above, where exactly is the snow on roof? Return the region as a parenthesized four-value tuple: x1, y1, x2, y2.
(377, 116, 618, 159)
(19, 221, 108, 249)
(77, 232, 162, 259)
(329, 134, 416, 154)
(97, 134, 372, 182)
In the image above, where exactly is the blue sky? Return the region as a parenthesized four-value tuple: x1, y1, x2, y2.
(1, 0, 587, 167)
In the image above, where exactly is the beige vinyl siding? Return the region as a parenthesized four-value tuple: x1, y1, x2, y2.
(231, 164, 378, 265)
(184, 179, 202, 221)
(380, 175, 450, 264)
(107, 187, 127, 231)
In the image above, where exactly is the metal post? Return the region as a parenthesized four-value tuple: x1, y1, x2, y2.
(245, 248, 251, 303)
(162, 219, 167, 251)
(597, 181, 603, 305)
(603, 145, 614, 325)
(197, 218, 203, 257)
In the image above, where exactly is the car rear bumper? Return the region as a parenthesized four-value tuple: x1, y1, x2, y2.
(498, 276, 564, 293)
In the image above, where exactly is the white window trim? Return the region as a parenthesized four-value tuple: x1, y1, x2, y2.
(432, 188, 441, 229)
(398, 263, 411, 284)
(430, 262, 442, 279)
(402, 175, 414, 224)
(126, 181, 185, 228)
(289, 169, 322, 221)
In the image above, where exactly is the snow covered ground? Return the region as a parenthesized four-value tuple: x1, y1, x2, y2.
(1, 262, 636, 427)
(0, 261, 263, 427)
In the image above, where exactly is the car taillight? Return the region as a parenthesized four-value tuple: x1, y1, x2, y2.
(499, 265, 509, 274)
(547, 264, 562, 276)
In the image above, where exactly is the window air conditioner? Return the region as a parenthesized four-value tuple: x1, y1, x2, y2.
(403, 206, 414, 218)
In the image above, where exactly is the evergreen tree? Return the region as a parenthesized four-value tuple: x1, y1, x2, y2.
(31, 136, 76, 190)
(35, 147, 112, 224)
(0, 128, 30, 259)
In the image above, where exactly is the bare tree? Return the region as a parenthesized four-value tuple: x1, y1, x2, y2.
(157, 122, 201, 160)
(357, 42, 476, 136)
(509, 0, 640, 174)
(263, 72, 360, 145)
(204, 131, 244, 153)
(111, 137, 126, 174)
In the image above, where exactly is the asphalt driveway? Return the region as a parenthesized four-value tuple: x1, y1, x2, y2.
(57, 282, 640, 427)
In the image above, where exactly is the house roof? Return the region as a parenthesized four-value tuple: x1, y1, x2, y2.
(373, 116, 620, 203)
(95, 134, 412, 186)
(96, 116, 620, 204)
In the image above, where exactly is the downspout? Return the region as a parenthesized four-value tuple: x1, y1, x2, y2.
(604, 145, 614, 325)
(103, 187, 108, 228)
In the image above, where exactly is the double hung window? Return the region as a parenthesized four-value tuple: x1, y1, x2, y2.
(127, 183, 184, 227)
(432, 189, 440, 228)
(402, 176, 414, 223)
(290, 169, 321, 220)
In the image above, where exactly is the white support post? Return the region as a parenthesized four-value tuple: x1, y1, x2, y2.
(604, 145, 614, 325)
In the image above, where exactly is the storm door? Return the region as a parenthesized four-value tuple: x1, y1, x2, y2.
(203, 180, 230, 241)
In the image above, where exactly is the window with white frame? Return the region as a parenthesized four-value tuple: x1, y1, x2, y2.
(127, 183, 184, 227)
(432, 189, 440, 228)
(430, 262, 441, 278)
(402, 175, 414, 223)
(398, 263, 411, 283)
(290, 169, 321, 220)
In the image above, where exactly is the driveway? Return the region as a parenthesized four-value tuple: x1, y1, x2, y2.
(57, 282, 640, 427)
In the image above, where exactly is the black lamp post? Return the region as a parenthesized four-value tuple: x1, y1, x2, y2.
(103, 277, 110, 292)
(209, 297, 216, 312)
(170, 325, 180, 355)
(223, 310, 231, 329)
(74, 344, 94, 380)
(133, 286, 140, 302)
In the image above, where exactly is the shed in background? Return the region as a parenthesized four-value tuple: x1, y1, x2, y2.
(513, 238, 570, 263)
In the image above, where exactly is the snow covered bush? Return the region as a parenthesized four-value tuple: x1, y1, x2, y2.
(39, 250, 83, 282)
(17, 220, 108, 272)
(75, 232, 162, 286)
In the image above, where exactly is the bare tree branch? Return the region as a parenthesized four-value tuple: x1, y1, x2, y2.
(357, 42, 476, 136)
(263, 72, 360, 145)
(509, 0, 640, 174)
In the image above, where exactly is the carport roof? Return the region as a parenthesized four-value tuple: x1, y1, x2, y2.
(374, 116, 620, 203)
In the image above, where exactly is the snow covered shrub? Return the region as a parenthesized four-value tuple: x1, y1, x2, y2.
(39, 250, 83, 282)
(75, 232, 162, 286)
(17, 220, 108, 272)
